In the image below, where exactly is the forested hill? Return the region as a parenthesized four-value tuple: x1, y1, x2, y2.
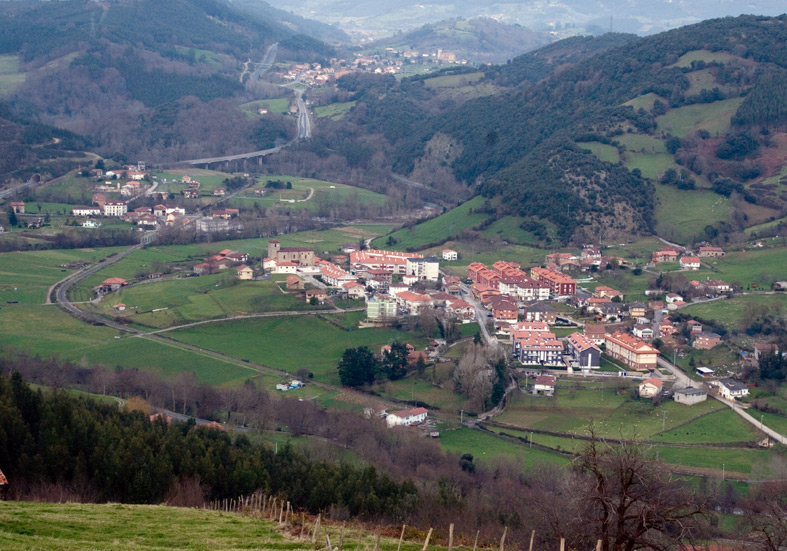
(0, 0, 335, 162)
(332, 15, 787, 243)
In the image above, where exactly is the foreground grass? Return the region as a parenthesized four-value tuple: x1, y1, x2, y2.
(0, 501, 486, 551)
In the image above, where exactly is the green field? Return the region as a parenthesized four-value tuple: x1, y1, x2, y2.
(687, 246, 787, 288)
(232, 174, 386, 213)
(154, 168, 232, 194)
(576, 141, 620, 163)
(654, 184, 731, 243)
(374, 196, 489, 251)
(685, 69, 720, 95)
(478, 216, 541, 245)
(616, 133, 668, 154)
(497, 385, 733, 441)
(622, 92, 665, 111)
(240, 98, 290, 115)
(655, 98, 744, 138)
(651, 408, 758, 443)
(0, 54, 25, 95)
(623, 152, 676, 179)
(314, 101, 356, 120)
(0, 248, 126, 305)
(434, 241, 545, 277)
(671, 50, 742, 68)
(0, 501, 462, 551)
(424, 72, 484, 88)
(438, 427, 569, 469)
(85, 274, 320, 329)
(168, 315, 428, 385)
(682, 294, 787, 330)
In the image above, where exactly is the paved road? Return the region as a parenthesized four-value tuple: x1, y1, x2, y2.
(249, 43, 278, 82)
(724, 399, 787, 444)
(459, 282, 498, 347)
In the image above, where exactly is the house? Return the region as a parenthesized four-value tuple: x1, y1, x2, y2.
(237, 265, 254, 280)
(665, 293, 683, 304)
(396, 291, 432, 315)
(605, 332, 660, 371)
(687, 320, 703, 334)
(193, 262, 214, 275)
(638, 377, 663, 398)
(183, 189, 200, 199)
(285, 275, 305, 290)
(446, 298, 475, 321)
(632, 324, 654, 340)
(488, 296, 518, 324)
(273, 261, 298, 274)
(113, 303, 126, 312)
(628, 302, 647, 319)
(693, 332, 722, 350)
(82, 219, 100, 228)
(213, 188, 225, 196)
(674, 387, 707, 405)
(95, 277, 128, 293)
(593, 286, 624, 300)
(711, 378, 749, 400)
(583, 324, 608, 346)
(343, 281, 366, 299)
(9, 201, 25, 214)
(305, 289, 328, 304)
(651, 249, 679, 263)
(386, 407, 428, 427)
(351, 249, 420, 275)
(442, 249, 458, 261)
(366, 294, 398, 320)
(532, 375, 556, 396)
(522, 302, 557, 324)
(680, 256, 701, 270)
(698, 246, 724, 258)
(595, 302, 624, 322)
(565, 332, 601, 369)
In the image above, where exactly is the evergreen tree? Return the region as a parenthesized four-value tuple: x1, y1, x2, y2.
(337, 346, 379, 387)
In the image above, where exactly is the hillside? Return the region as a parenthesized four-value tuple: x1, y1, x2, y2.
(0, 0, 335, 163)
(367, 17, 551, 64)
(333, 15, 787, 244)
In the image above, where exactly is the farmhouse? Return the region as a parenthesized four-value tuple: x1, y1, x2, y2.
(532, 375, 556, 395)
(236, 265, 254, 280)
(565, 332, 601, 369)
(674, 387, 707, 405)
(95, 277, 128, 294)
(386, 407, 428, 427)
(605, 332, 659, 371)
(651, 249, 679, 263)
(9, 201, 25, 214)
(698, 246, 724, 257)
(680, 256, 701, 270)
(305, 289, 327, 304)
(593, 286, 624, 300)
(638, 377, 663, 398)
(711, 378, 749, 400)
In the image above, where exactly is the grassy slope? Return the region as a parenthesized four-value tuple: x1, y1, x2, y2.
(0, 501, 466, 551)
(655, 98, 744, 138)
(653, 185, 731, 244)
(681, 294, 787, 331)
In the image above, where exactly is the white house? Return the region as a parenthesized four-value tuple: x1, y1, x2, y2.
(72, 206, 102, 217)
(386, 407, 428, 427)
(442, 249, 458, 261)
(406, 257, 440, 282)
(532, 375, 556, 395)
(82, 219, 100, 228)
(680, 256, 701, 270)
(638, 377, 663, 398)
(103, 201, 127, 217)
(711, 378, 749, 400)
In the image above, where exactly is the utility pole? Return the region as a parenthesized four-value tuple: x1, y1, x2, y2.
(662, 410, 666, 431)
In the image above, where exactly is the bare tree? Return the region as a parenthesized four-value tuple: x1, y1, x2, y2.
(743, 480, 787, 551)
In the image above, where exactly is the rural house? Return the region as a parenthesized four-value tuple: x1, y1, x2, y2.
(638, 377, 663, 398)
(386, 407, 428, 427)
(674, 387, 707, 405)
(710, 379, 749, 400)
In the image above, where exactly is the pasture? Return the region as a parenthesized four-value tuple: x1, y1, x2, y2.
(655, 97, 743, 138)
(374, 196, 489, 251)
(622, 92, 665, 111)
(688, 246, 787, 288)
(438, 427, 569, 469)
(314, 101, 356, 120)
(654, 184, 731, 243)
(623, 152, 675, 179)
(681, 294, 787, 331)
(168, 314, 429, 385)
(0, 54, 25, 95)
(576, 141, 619, 163)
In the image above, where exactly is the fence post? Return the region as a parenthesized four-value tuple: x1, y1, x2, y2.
(499, 527, 507, 551)
(374, 529, 381, 551)
(421, 528, 433, 551)
(595, 540, 602, 551)
(338, 523, 346, 551)
(472, 530, 479, 551)
(529, 530, 535, 551)
(448, 524, 454, 551)
(300, 513, 306, 540)
(397, 525, 406, 551)
(559, 537, 565, 551)
(312, 514, 322, 544)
